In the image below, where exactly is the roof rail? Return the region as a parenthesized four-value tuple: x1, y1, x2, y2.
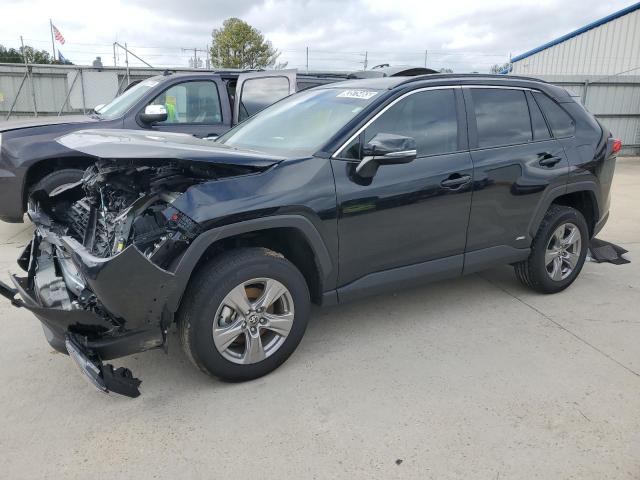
(395, 72, 549, 88)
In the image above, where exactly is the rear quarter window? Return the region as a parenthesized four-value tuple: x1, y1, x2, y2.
(533, 91, 575, 138)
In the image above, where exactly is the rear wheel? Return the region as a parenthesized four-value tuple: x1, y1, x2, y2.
(514, 205, 588, 293)
(178, 247, 310, 381)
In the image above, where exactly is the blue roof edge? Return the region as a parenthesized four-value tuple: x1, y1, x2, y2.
(511, 2, 640, 63)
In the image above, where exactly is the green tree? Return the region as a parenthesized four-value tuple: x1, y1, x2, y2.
(210, 18, 280, 69)
(0, 45, 24, 63)
(21, 46, 53, 64)
(0, 44, 64, 64)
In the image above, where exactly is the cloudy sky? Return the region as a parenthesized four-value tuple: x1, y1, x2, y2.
(1, 0, 635, 72)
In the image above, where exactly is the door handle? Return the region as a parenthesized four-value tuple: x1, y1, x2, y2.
(441, 174, 471, 189)
(538, 153, 562, 167)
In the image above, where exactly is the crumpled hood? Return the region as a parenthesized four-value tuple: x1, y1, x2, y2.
(0, 115, 97, 133)
(56, 129, 285, 168)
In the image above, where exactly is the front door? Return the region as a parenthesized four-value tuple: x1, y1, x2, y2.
(331, 87, 474, 288)
(146, 79, 228, 139)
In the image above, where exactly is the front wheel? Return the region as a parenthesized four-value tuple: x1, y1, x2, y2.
(514, 205, 589, 293)
(178, 247, 310, 381)
(28, 168, 85, 211)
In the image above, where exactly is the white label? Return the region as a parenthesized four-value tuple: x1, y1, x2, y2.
(337, 89, 378, 100)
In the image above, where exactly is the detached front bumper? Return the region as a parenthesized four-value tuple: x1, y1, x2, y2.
(0, 224, 177, 397)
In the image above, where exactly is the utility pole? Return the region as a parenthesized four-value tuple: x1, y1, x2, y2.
(424, 49, 428, 68)
(306, 46, 309, 73)
(20, 35, 37, 116)
(363, 51, 368, 71)
(182, 47, 208, 68)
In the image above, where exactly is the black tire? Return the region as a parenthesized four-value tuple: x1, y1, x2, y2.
(514, 205, 589, 294)
(178, 247, 311, 381)
(30, 169, 85, 197)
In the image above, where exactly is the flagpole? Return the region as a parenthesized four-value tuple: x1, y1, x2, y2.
(49, 19, 56, 60)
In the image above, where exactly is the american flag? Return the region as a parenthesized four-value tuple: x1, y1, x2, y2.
(52, 24, 65, 44)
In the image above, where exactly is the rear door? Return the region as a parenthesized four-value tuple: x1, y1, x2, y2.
(233, 70, 297, 124)
(142, 77, 231, 139)
(463, 86, 569, 259)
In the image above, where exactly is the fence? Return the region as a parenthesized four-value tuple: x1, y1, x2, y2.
(0, 63, 218, 119)
(0, 64, 638, 156)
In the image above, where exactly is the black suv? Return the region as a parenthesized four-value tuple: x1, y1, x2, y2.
(0, 74, 619, 397)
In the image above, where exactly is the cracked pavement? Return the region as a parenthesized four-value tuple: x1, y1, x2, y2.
(0, 159, 638, 479)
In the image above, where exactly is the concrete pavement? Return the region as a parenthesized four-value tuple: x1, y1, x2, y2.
(0, 159, 638, 479)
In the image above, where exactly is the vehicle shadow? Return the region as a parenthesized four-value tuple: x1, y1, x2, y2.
(115, 264, 521, 399)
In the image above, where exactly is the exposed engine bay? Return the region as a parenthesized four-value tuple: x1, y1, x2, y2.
(34, 159, 247, 268)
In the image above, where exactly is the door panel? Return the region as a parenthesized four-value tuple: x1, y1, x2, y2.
(467, 141, 568, 251)
(332, 151, 473, 286)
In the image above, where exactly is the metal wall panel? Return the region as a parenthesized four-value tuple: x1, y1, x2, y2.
(512, 8, 640, 76)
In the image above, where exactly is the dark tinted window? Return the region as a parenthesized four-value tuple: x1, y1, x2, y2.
(239, 76, 290, 121)
(472, 89, 532, 148)
(533, 91, 575, 137)
(353, 89, 458, 158)
(527, 92, 551, 141)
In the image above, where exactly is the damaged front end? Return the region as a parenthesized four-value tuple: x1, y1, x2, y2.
(1, 155, 260, 397)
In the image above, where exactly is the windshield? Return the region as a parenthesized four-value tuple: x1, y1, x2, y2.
(97, 78, 160, 120)
(218, 87, 382, 156)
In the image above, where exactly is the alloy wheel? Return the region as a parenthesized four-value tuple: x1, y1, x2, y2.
(545, 222, 582, 281)
(212, 278, 295, 365)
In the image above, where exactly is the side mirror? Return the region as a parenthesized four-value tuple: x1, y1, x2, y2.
(139, 104, 168, 125)
(356, 133, 417, 178)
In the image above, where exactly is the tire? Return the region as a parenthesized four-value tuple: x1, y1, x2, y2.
(514, 205, 589, 294)
(178, 247, 311, 381)
(30, 169, 85, 196)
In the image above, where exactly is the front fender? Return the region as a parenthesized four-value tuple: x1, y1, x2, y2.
(165, 214, 336, 312)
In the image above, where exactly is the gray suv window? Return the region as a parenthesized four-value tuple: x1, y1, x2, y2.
(239, 76, 291, 121)
(149, 81, 222, 124)
(472, 88, 532, 148)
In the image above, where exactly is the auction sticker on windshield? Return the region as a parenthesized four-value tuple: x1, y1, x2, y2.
(337, 89, 378, 100)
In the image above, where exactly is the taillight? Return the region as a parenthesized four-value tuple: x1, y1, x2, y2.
(612, 139, 622, 154)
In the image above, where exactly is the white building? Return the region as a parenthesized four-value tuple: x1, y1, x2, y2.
(510, 3, 640, 76)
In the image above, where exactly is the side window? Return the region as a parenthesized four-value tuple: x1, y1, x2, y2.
(342, 89, 458, 159)
(149, 81, 222, 124)
(533, 91, 575, 138)
(527, 92, 551, 141)
(472, 88, 532, 148)
(239, 76, 290, 121)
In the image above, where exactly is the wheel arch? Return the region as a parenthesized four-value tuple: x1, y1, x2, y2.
(23, 156, 93, 209)
(167, 215, 335, 311)
(528, 182, 600, 240)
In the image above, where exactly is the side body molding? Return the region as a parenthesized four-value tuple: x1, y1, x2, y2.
(165, 215, 335, 312)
